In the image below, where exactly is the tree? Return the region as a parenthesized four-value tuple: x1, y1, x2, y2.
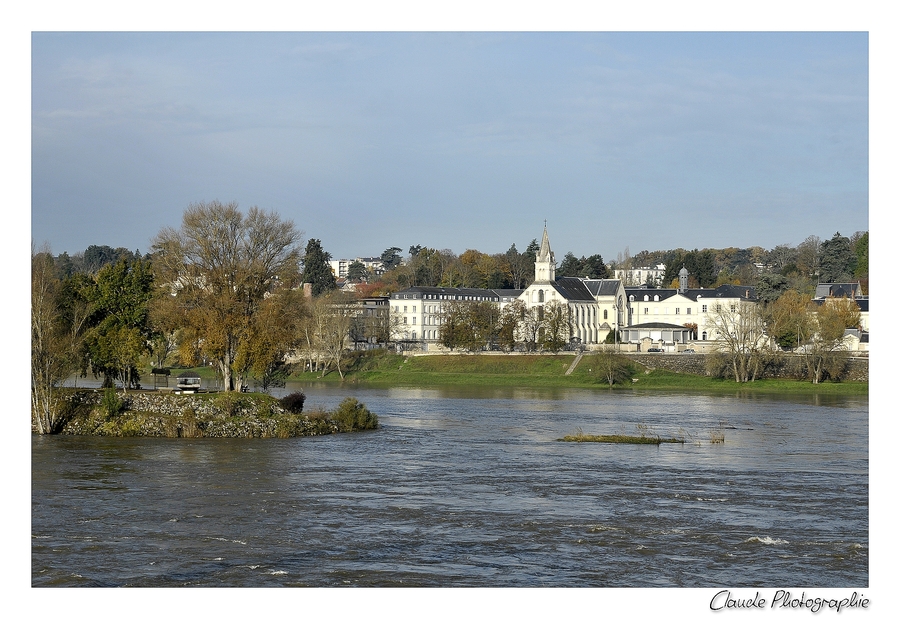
(32, 249, 72, 434)
(587, 350, 634, 386)
(81, 257, 155, 390)
(233, 287, 307, 388)
(380, 247, 403, 271)
(302, 238, 336, 295)
(152, 201, 303, 391)
(538, 300, 570, 352)
(755, 272, 790, 304)
(558, 252, 581, 277)
(765, 289, 812, 351)
(796, 235, 821, 278)
(703, 300, 767, 382)
(818, 232, 856, 283)
(497, 299, 525, 351)
(505, 244, 531, 289)
(802, 298, 860, 383)
(316, 293, 355, 378)
(346, 260, 369, 283)
(851, 231, 868, 284)
(579, 254, 609, 279)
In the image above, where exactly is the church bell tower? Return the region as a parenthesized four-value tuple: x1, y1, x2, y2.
(535, 224, 556, 283)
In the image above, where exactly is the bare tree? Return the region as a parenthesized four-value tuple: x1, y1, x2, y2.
(703, 300, 768, 382)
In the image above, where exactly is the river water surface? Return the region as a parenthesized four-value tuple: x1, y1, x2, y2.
(32, 384, 868, 587)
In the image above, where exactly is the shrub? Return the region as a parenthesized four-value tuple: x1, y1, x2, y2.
(100, 388, 125, 417)
(215, 392, 251, 416)
(330, 397, 379, 432)
(280, 391, 307, 414)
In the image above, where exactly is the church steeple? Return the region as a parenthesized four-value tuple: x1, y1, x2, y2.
(535, 224, 556, 283)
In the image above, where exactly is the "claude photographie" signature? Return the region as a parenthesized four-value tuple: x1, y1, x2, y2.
(710, 589, 870, 613)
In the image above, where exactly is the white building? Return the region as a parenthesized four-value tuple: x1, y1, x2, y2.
(613, 264, 667, 287)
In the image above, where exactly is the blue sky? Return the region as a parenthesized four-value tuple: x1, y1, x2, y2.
(31, 31, 868, 262)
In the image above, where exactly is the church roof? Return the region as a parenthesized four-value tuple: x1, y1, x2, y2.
(582, 279, 622, 296)
(551, 277, 596, 301)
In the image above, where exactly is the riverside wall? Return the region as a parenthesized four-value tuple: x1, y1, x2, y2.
(626, 353, 868, 382)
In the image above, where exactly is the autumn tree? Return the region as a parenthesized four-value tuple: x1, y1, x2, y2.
(765, 289, 813, 351)
(152, 201, 302, 392)
(802, 298, 861, 384)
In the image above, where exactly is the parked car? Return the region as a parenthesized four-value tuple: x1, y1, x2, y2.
(647, 348, 664, 353)
(681, 348, 695, 353)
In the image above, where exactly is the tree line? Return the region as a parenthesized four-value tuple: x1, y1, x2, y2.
(611, 231, 868, 297)
(33, 201, 388, 433)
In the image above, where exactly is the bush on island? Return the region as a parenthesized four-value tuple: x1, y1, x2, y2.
(330, 397, 379, 432)
(280, 391, 306, 414)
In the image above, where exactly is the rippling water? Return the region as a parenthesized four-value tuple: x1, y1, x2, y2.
(32, 385, 867, 587)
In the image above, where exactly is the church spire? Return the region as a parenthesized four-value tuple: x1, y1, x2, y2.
(535, 223, 556, 283)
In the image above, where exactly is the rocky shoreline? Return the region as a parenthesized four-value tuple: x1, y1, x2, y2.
(41, 389, 376, 438)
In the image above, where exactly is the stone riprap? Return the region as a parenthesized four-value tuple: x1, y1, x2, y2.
(54, 390, 339, 438)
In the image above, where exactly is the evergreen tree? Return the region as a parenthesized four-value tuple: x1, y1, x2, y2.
(818, 232, 856, 283)
(302, 238, 337, 295)
(558, 252, 581, 277)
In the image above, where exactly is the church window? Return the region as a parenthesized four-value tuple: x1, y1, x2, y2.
(604, 309, 608, 319)
(538, 290, 545, 303)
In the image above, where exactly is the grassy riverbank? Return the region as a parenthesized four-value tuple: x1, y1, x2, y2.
(294, 351, 868, 396)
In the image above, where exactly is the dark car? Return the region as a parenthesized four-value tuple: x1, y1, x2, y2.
(681, 348, 695, 353)
(647, 347, 664, 353)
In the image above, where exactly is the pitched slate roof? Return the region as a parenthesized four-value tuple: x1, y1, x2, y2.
(551, 277, 596, 301)
(391, 286, 524, 301)
(582, 279, 621, 296)
(621, 322, 694, 330)
(815, 282, 862, 299)
(624, 284, 757, 302)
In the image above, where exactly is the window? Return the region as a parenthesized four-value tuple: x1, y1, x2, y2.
(538, 290, 545, 303)
(702, 331, 707, 340)
(403, 317, 408, 324)
(412, 317, 416, 325)
(702, 305, 707, 313)
(687, 308, 691, 315)
(603, 309, 608, 319)
(643, 295, 648, 301)
(644, 308, 649, 315)
(675, 308, 680, 315)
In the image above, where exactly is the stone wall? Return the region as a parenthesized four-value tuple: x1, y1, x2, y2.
(626, 353, 868, 382)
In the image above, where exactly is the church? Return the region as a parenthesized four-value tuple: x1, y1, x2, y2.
(387, 225, 759, 351)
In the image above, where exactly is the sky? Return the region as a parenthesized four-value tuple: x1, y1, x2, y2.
(31, 31, 869, 262)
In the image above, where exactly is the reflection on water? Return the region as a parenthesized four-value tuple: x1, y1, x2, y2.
(34, 384, 867, 587)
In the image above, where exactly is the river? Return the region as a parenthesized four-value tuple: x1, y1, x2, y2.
(32, 383, 867, 588)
